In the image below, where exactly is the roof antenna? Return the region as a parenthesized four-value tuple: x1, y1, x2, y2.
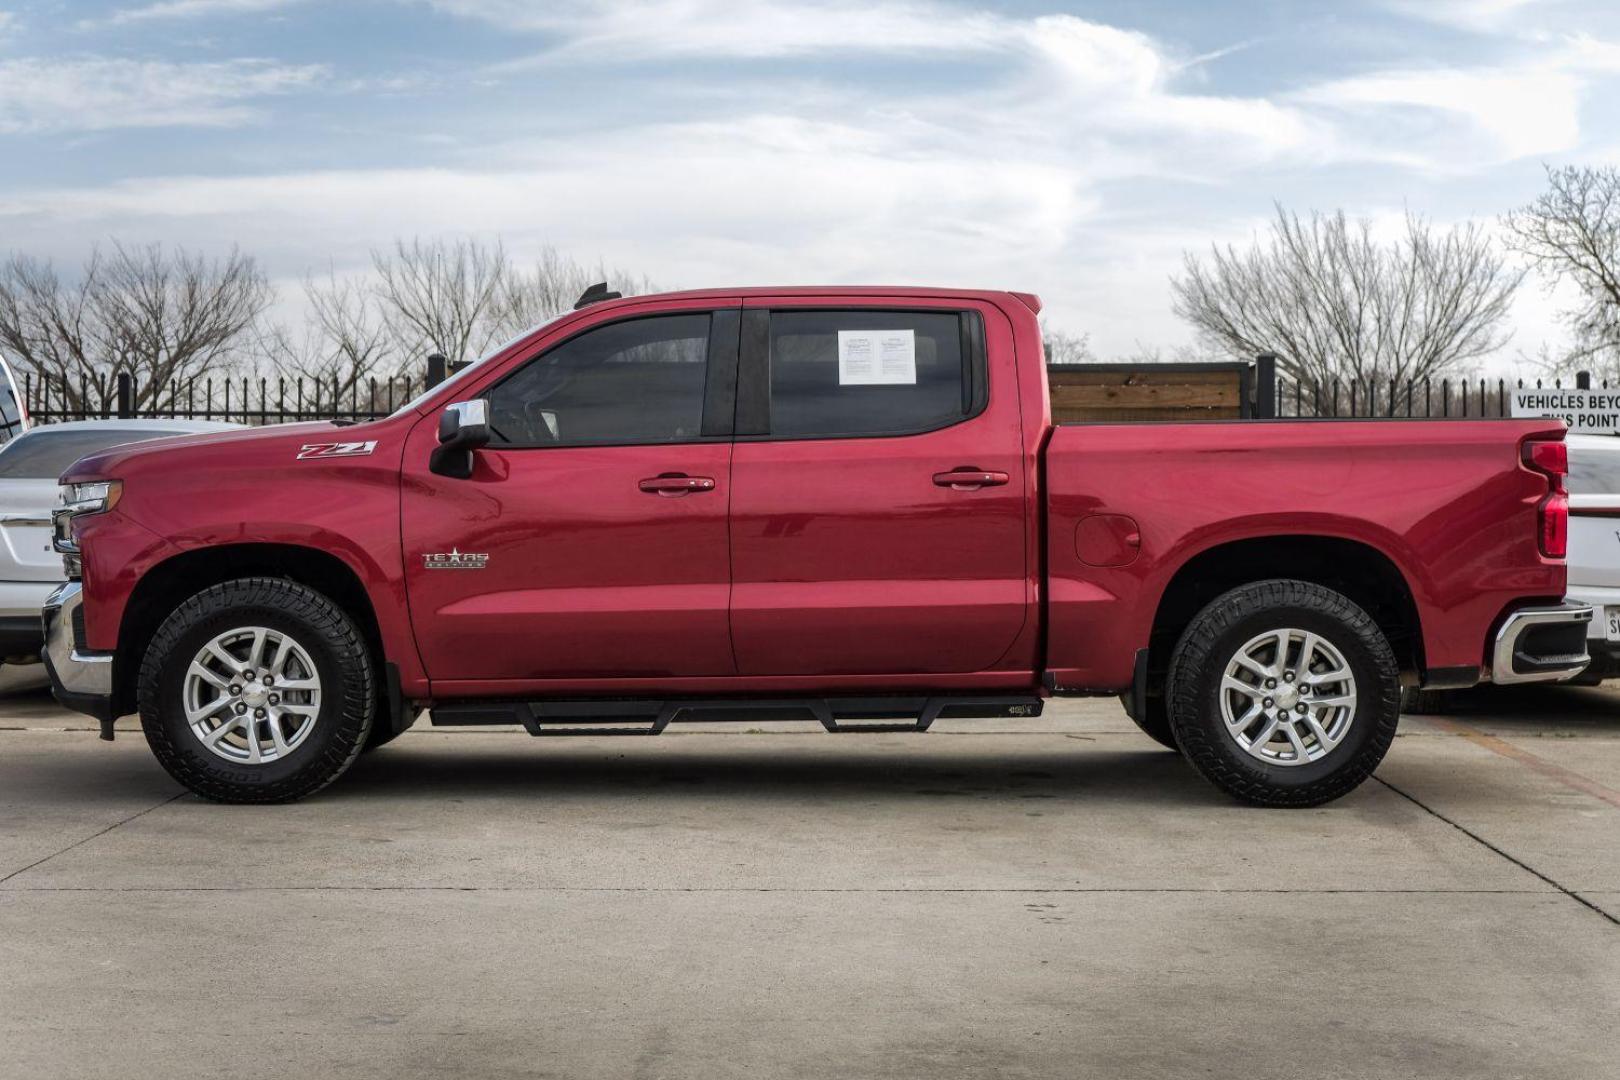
(573, 281, 622, 309)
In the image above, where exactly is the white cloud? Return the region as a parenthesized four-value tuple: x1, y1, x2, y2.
(6, 0, 1615, 364)
(0, 57, 323, 133)
(438, 0, 1009, 57)
(91, 0, 307, 27)
(1302, 66, 1583, 164)
(1379, 0, 1551, 33)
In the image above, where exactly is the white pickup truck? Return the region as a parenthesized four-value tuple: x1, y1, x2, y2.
(1568, 433, 1620, 679)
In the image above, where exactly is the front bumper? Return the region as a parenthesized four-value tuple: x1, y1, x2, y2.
(1490, 602, 1594, 685)
(41, 581, 117, 734)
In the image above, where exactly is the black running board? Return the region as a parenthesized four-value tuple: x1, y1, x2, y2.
(429, 695, 1044, 737)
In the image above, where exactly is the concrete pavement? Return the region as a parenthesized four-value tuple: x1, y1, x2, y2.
(1, 676, 1617, 1079)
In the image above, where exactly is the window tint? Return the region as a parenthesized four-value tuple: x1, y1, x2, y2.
(0, 428, 194, 479)
(767, 311, 970, 438)
(0, 359, 23, 446)
(488, 313, 711, 446)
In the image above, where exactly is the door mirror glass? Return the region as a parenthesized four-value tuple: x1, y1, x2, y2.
(430, 399, 491, 478)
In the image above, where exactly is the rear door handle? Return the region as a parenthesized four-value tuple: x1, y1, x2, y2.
(639, 474, 716, 496)
(933, 468, 1009, 491)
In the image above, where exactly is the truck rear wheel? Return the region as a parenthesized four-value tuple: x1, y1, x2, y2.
(1166, 579, 1399, 808)
(137, 577, 375, 803)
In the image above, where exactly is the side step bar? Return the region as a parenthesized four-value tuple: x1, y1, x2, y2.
(429, 695, 1044, 737)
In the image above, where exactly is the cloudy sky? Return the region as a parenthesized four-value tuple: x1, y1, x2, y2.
(2, 0, 1619, 364)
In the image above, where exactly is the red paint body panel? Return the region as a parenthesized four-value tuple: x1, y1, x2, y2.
(70, 416, 427, 690)
(60, 285, 1566, 709)
(728, 294, 1032, 676)
(1043, 418, 1567, 689)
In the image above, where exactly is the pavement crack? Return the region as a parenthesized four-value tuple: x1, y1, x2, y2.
(1374, 775, 1619, 928)
(0, 791, 187, 886)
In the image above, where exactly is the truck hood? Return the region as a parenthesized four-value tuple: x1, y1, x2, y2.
(60, 420, 377, 484)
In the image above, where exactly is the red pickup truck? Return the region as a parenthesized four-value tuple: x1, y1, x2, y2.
(43, 286, 1591, 807)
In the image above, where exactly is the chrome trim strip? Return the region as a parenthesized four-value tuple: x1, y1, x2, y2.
(1491, 603, 1593, 685)
(42, 581, 112, 697)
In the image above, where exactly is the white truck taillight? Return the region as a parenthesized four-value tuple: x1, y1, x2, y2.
(1522, 439, 1568, 559)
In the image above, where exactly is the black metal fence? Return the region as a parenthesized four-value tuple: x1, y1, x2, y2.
(13, 353, 1602, 428)
(21, 356, 455, 427)
(1255, 353, 1600, 420)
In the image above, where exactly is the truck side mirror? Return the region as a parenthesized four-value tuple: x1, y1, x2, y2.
(430, 399, 491, 479)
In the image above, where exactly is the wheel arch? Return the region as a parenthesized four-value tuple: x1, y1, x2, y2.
(1147, 534, 1425, 687)
(113, 543, 386, 718)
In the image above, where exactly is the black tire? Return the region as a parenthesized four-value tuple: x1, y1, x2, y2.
(137, 577, 375, 803)
(1166, 579, 1400, 808)
(1120, 692, 1179, 752)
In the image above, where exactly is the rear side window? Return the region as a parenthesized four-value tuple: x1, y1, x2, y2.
(0, 428, 192, 479)
(488, 313, 711, 447)
(766, 310, 978, 438)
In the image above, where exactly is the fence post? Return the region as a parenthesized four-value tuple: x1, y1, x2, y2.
(425, 353, 448, 389)
(1578, 370, 1592, 390)
(1253, 353, 1277, 419)
(115, 372, 133, 419)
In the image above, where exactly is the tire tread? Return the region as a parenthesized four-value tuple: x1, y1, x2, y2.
(137, 577, 374, 803)
(1165, 579, 1400, 808)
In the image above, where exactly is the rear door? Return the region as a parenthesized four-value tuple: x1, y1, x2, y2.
(401, 303, 742, 683)
(727, 297, 1028, 675)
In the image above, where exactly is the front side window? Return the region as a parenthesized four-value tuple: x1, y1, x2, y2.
(487, 313, 712, 447)
(766, 310, 974, 438)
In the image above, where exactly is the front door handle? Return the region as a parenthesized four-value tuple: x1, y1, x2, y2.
(639, 474, 716, 496)
(933, 468, 1009, 491)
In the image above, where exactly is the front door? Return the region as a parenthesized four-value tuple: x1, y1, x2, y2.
(402, 305, 740, 683)
(728, 299, 1028, 676)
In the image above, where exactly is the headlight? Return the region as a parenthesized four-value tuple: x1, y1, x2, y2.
(53, 480, 122, 578)
(60, 481, 122, 515)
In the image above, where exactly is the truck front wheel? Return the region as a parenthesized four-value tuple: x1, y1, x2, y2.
(137, 577, 376, 803)
(1166, 579, 1400, 808)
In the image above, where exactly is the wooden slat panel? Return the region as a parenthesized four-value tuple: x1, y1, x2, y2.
(1053, 405, 1242, 422)
(1047, 369, 1239, 388)
(1049, 384, 1242, 409)
(1045, 365, 1247, 422)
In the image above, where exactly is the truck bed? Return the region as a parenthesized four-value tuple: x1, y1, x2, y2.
(1042, 418, 1567, 691)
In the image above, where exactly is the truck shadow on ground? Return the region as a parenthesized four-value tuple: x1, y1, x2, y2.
(1421, 682, 1620, 730)
(327, 739, 1244, 809)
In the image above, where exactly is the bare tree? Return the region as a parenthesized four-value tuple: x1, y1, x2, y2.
(490, 246, 655, 342)
(371, 237, 657, 373)
(0, 242, 269, 410)
(1040, 322, 1095, 365)
(1503, 165, 1620, 376)
(371, 237, 511, 368)
(1172, 206, 1522, 390)
(259, 269, 400, 406)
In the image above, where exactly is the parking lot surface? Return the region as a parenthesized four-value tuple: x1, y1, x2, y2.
(2, 669, 1617, 1080)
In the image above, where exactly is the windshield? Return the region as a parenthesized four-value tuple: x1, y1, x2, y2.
(0, 427, 196, 479)
(0, 357, 24, 447)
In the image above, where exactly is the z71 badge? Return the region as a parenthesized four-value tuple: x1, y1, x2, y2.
(297, 440, 378, 460)
(423, 549, 489, 570)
